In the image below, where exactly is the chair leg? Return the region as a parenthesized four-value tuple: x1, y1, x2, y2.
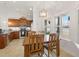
(40, 50, 44, 57)
(40, 52, 43, 57)
(42, 48, 44, 56)
(38, 51, 42, 57)
(48, 49, 50, 57)
(38, 52, 40, 56)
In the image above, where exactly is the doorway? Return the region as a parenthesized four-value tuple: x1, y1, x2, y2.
(55, 15, 70, 40)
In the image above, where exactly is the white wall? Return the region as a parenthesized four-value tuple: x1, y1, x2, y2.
(68, 9, 79, 43)
(31, 4, 55, 32)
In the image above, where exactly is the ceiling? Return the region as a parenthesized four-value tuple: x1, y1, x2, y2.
(0, 1, 79, 16)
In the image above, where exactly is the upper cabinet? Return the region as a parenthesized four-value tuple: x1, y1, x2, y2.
(19, 17, 33, 26)
(8, 19, 19, 27)
(8, 17, 33, 27)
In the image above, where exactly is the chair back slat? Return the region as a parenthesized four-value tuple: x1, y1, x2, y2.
(29, 34, 44, 54)
(45, 33, 58, 56)
(49, 33, 57, 47)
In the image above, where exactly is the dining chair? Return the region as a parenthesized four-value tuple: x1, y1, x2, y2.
(44, 33, 59, 57)
(28, 31, 36, 36)
(29, 34, 44, 57)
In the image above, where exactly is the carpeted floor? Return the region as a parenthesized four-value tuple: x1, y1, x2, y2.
(0, 39, 73, 57)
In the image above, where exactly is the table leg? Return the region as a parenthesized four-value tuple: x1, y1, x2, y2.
(24, 45, 30, 57)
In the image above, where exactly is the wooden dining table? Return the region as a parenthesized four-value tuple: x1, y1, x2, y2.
(23, 33, 60, 57)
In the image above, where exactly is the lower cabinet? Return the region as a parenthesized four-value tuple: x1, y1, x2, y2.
(0, 34, 7, 49)
(9, 31, 19, 41)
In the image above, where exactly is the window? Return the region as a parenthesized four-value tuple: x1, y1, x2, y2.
(61, 15, 70, 40)
(62, 16, 70, 28)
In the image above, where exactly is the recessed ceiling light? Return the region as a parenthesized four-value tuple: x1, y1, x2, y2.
(29, 8, 32, 11)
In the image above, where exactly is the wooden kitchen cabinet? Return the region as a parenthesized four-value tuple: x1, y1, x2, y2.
(8, 19, 20, 27)
(19, 17, 33, 26)
(13, 31, 19, 39)
(9, 31, 19, 41)
(0, 34, 7, 49)
(8, 17, 33, 27)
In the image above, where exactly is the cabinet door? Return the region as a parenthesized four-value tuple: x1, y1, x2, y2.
(10, 32, 19, 39)
(3, 35, 7, 47)
(14, 32, 19, 39)
(0, 36, 4, 48)
(0, 35, 7, 49)
(8, 19, 19, 27)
